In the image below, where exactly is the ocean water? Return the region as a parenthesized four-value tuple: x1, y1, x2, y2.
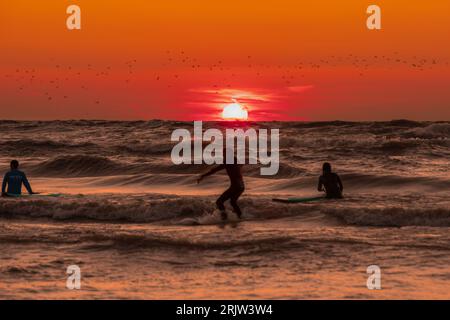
(0, 120, 449, 299)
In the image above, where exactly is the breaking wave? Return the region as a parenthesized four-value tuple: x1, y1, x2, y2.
(403, 123, 450, 139)
(1, 194, 449, 227)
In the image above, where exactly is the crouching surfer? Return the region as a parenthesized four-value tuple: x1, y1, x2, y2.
(2, 160, 36, 197)
(197, 151, 245, 221)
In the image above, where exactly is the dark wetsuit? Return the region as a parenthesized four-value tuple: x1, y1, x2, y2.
(2, 169, 33, 195)
(207, 163, 245, 217)
(318, 172, 343, 199)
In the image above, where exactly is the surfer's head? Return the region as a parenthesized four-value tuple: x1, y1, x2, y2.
(322, 162, 331, 174)
(10, 160, 19, 170)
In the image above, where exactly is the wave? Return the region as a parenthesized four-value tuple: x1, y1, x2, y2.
(326, 206, 450, 227)
(340, 173, 450, 190)
(1, 194, 449, 227)
(26, 153, 304, 178)
(11, 136, 446, 159)
(0, 139, 98, 154)
(0, 226, 295, 252)
(30, 155, 127, 177)
(403, 123, 450, 139)
(1, 121, 448, 194)
(1, 121, 448, 158)
(115, 143, 174, 156)
(254, 173, 450, 191)
(21, 155, 450, 190)
(79, 233, 295, 251)
(383, 119, 425, 127)
(28, 155, 209, 177)
(0, 120, 444, 137)
(280, 134, 449, 156)
(0, 195, 212, 222)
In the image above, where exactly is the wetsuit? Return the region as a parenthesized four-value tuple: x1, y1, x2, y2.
(2, 170, 33, 195)
(318, 172, 343, 199)
(206, 163, 245, 218)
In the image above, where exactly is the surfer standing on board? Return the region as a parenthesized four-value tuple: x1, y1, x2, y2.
(318, 162, 343, 199)
(197, 150, 245, 221)
(1, 160, 35, 197)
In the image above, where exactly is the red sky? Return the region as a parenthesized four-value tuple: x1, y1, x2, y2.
(1, 0, 449, 121)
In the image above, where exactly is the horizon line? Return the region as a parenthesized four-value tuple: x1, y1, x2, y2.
(0, 118, 447, 123)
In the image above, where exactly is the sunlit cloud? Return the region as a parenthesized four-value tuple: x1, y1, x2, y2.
(188, 88, 278, 103)
(186, 87, 278, 120)
(185, 85, 316, 121)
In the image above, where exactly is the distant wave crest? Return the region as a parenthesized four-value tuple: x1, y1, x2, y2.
(1, 194, 449, 227)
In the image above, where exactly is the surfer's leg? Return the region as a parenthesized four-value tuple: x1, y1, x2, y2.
(216, 190, 230, 210)
(230, 200, 242, 218)
(230, 187, 244, 218)
(216, 188, 232, 220)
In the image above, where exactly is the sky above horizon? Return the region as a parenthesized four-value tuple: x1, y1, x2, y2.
(1, 0, 449, 121)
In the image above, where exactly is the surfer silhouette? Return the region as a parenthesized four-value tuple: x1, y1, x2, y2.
(318, 162, 343, 199)
(2, 160, 35, 197)
(197, 150, 245, 220)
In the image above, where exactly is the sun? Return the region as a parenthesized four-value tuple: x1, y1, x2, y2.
(221, 102, 249, 120)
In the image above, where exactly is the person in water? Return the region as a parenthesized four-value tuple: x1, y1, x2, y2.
(197, 151, 245, 220)
(2, 160, 35, 197)
(318, 162, 343, 199)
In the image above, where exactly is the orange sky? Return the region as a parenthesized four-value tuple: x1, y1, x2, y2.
(1, 0, 449, 120)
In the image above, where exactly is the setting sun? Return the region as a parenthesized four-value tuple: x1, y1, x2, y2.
(221, 102, 249, 120)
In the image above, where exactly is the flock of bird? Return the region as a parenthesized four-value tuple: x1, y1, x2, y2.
(3, 51, 446, 105)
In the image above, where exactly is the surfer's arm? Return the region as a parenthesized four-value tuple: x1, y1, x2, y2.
(2, 173, 8, 195)
(197, 164, 225, 183)
(22, 173, 33, 194)
(317, 176, 324, 192)
(337, 174, 343, 192)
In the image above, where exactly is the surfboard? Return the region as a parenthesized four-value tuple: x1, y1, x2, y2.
(272, 196, 325, 203)
(4, 193, 62, 198)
